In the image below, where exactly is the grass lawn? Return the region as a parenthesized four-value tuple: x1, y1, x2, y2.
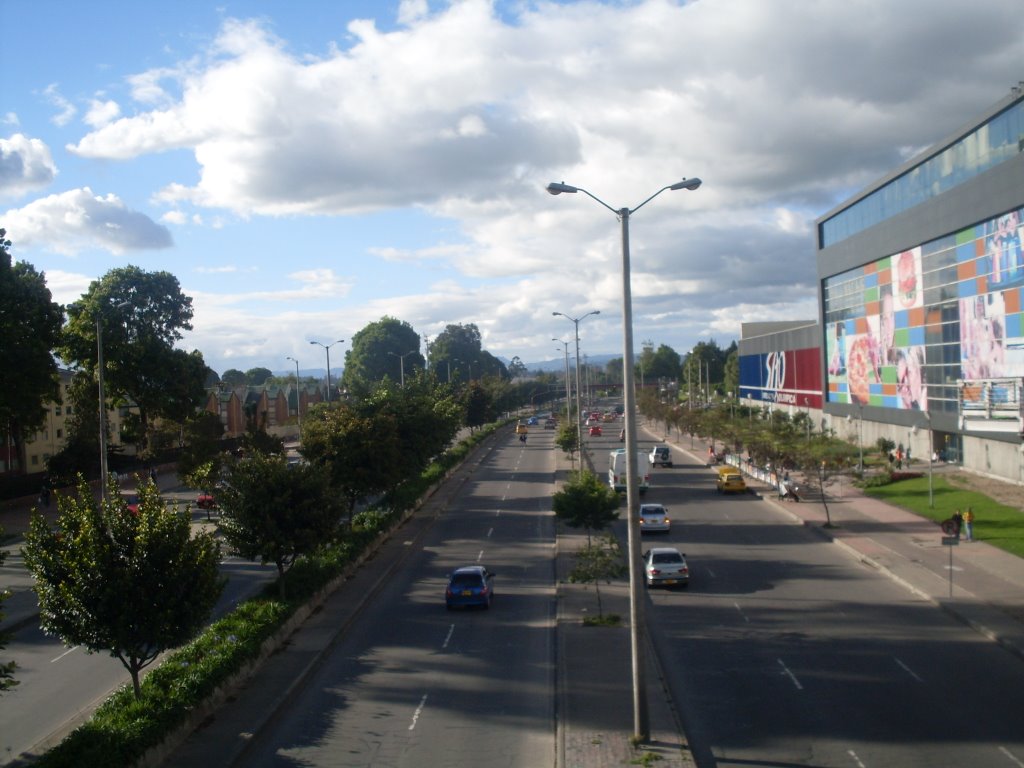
(864, 475, 1024, 559)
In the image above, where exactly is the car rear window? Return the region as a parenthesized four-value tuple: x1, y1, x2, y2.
(653, 552, 683, 564)
(450, 573, 483, 588)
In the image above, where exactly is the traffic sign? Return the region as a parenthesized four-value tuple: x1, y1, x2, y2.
(941, 536, 960, 546)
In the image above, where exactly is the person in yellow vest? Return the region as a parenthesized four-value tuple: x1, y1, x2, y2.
(963, 507, 975, 542)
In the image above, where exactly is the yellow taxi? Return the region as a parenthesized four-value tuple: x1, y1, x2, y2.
(716, 466, 747, 494)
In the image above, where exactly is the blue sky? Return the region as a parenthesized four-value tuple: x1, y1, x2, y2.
(3, 0, 1023, 376)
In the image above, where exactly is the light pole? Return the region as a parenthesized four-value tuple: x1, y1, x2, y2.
(286, 356, 301, 431)
(389, 350, 417, 387)
(924, 410, 934, 507)
(553, 339, 572, 424)
(547, 176, 702, 740)
(553, 310, 600, 457)
(96, 300, 130, 502)
(309, 339, 344, 402)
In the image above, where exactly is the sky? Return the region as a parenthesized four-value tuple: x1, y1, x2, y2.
(3, 0, 1023, 377)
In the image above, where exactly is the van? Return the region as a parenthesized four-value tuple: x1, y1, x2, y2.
(608, 449, 650, 495)
(716, 466, 747, 494)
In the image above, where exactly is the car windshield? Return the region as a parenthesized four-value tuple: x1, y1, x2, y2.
(653, 552, 683, 564)
(642, 508, 664, 516)
(450, 573, 483, 588)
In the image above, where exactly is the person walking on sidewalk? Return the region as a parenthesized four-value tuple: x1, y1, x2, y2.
(952, 509, 964, 539)
(963, 507, 975, 541)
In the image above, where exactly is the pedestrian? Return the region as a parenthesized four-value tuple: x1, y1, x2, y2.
(952, 509, 964, 539)
(150, 466, 158, 483)
(963, 507, 975, 541)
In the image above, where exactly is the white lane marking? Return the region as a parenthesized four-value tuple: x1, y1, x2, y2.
(487, 527, 494, 538)
(894, 657, 923, 682)
(734, 602, 749, 623)
(442, 624, 455, 649)
(778, 658, 803, 690)
(477, 550, 484, 563)
(706, 567, 716, 578)
(409, 694, 428, 730)
(1001, 746, 1024, 767)
(51, 645, 80, 663)
(847, 749, 867, 767)
(494, 509, 502, 517)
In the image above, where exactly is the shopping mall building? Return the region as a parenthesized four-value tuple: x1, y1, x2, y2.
(739, 85, 1024, 484)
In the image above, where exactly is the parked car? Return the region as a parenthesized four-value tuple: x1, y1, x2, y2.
(643, 548, 689, 588)
(649, 445, 673, 467)
(445, 565, 496, 609)
(639, 503, 671, 533)
(589, 425, 603, 436)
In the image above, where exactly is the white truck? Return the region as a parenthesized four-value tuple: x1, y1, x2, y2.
(608, 448, 650, 495)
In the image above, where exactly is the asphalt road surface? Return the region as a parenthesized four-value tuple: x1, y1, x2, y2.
(626, 432, 1024, 768)
(232, 433, 558, 767)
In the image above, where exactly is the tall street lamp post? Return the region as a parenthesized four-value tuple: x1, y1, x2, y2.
(286, 356, 302, 432)
(553, 310, 600, 457)
(547, 176, 702, 740)
(309, 339, 344, 403)
(389, 350, 417, 387)
(553, 338, 572, 424)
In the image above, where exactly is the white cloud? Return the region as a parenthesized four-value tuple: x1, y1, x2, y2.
(4, 187, 173, 255)
(0, 134, 58, 198)
(84, 98, 122, 128)
(2, 113, 19, 126)
(43, 84, 76, 127)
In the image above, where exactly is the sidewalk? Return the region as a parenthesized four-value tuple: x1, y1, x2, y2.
(651, 425, 1024, 664)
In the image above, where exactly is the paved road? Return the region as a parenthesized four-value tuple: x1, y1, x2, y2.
(637, 431, 1024, 768)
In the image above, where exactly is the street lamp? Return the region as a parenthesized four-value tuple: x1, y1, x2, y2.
(309, 339, 344, 402)
(553, 338, 572, 424)
(547, 176, 701, 740)
(96, 300, 130, 502)
(553, 310, 600, 457)
(286, 356, 301, 431)
(389, 349, 417, 387)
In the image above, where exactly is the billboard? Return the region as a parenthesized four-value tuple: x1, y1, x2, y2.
(739, 348, 822, 407)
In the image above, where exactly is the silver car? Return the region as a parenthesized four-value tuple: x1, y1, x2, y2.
(643, 547, 689, 588)
(639, 503, 671, 533)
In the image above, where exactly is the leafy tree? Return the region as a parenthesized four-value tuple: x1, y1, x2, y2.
(0, 229, 65, 473)
(463, 380, 495, 429)
(57, 266, 208, 454)
(47, 371, 102, 482)
(218, 452, 341, 598)
(246, 367, 273, 386)
(342, 316, 423, 391)
(0, 527, 17, 693)
(555, 423, 580, 462)
(568, 533, 626, 620)
(23, 478, 223, 699)
(428, 322, 493, 384)
(794, 435, 859, 527)
(301, 403, 405, 521)
(177, 411, 226, 479)
(552, 470, 621, 544)
(508, 356, 527, 379)
(221, 369, 247, 387)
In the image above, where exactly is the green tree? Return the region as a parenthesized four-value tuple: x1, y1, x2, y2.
(23, 478, 223, 699)
(218, 452, 340, 598)
(47, 371, 102, 482)
(463, 380, 495, 429)
(794, 434, 859, 527)
(552, 470, 621, 543)
(57, 266, 207, 454)
(342, 316, 423, 391)
(555, 423, 580, 463)
(221, 369, 247, 387)
(568, 533, 626, 620)
(0, 229, 65, 474)
(245, 367, 273, 386)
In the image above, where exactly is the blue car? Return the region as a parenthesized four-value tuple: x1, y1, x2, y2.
(526, 416, 538, 425)
(445, 565, 496, 609)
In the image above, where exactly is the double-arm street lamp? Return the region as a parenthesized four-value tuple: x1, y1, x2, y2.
(547, 176, 702, 740)
(389, 349, 417, 387)
(309, 339, 344, 403)
(553, 310, 599, 457)
(286, 356, 302, 431)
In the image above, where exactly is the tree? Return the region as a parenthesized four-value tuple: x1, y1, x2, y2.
(0, 527, 17, 693)
(554, 423, 580, 463)
(23, 478, 223, 699)
(795, 435, 859, 527)
(245, 367, 273, 386)
(552, 470, 621, 544)
(508, 356, 527, 379)
(463, 380, 495, 429)
(0, 229, 65, 474)
(221, 369, 247, 387)
(218, 452, 341, 598)
(567, 533, 626, 620)
(57, 266, 208, 454)
(342, 316, 423, 391)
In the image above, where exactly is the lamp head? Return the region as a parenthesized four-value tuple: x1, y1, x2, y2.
(546, 182, 578, 195)
(669, 177, 702, 192)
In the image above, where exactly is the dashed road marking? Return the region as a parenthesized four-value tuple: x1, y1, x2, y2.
(894, 657, 923, 682)
(778, 658, 803, 690)
(409, 694, 427, 730)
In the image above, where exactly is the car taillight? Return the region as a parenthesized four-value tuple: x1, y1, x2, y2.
(650, 568, 661, 575)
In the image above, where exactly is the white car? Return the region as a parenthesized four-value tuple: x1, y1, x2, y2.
(649, 445, 673, 467)
(639, 503, 671, 533)
(643, 547, 689, 588)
